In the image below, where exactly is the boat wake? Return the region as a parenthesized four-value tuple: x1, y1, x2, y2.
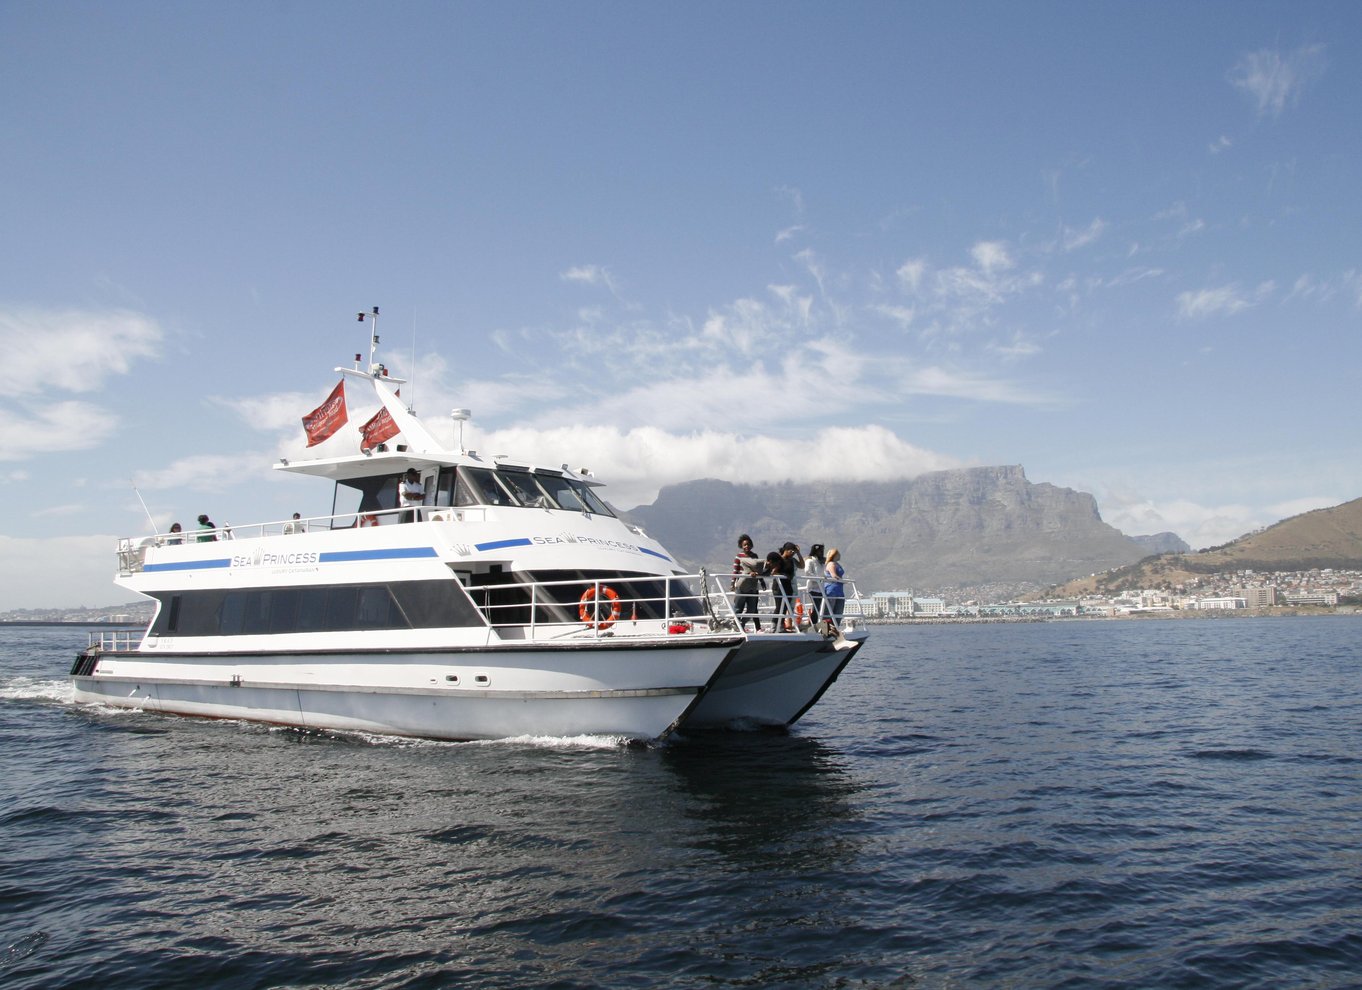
(0, 676, 74, 705)
(256, 724, 637, 751)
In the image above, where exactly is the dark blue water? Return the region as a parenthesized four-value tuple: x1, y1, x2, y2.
(2, 618, 1360, 988)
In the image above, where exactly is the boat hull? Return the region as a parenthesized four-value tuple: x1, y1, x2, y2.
(683, 628, 867, 729)
(72, 639, 742, 741)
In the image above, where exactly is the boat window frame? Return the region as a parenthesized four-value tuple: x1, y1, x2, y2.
(450, 466, 614, 516)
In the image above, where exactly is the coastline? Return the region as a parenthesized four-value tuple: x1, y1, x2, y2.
(862, 606, 1360, 626)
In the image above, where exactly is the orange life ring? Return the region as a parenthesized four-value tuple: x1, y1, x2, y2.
(359, 514, 379, 527)
(578, 585, 621, 630)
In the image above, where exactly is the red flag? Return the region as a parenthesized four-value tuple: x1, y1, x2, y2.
(302, 380, 347, 447)
(359, 406, 400, 451)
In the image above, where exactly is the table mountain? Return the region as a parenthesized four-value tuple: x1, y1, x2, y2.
(623, 465, 1148, 592)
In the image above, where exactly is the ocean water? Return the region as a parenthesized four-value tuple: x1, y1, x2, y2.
(2, 617, 1360, 989)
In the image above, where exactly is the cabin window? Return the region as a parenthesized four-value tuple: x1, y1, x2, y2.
(455, 468, 508, 506)
(450, 467, 614, 516)
(146, 579, 485, 636)
(497, 470, 547, 507)
(433, 468, 456, 507)
(332, 475, 398, 527)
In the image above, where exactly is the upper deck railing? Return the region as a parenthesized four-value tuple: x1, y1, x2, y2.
(115, 506, 490, 574)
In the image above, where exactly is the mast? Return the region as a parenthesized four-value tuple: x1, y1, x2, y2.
(338, 305, 445, 454)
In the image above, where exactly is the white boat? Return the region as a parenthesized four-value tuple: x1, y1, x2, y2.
(72, 316, 866, 741)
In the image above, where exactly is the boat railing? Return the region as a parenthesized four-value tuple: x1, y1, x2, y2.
(86, 627, 148, 653)
(474, 571, 742, 640)
(702, 569, 862, 632)
(115, 505, 492, 568)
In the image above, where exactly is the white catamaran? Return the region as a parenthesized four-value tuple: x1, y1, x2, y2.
(72, 310, 866, 741)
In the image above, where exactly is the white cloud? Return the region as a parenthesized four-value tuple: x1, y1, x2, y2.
(1102, 495, 1263, 550)
(971, 241, 1013, 274)
(870, 303, 916, 330)
(1209, 135, 1233, 154)
(988, 332, 1042, 361)
(1176, 285, 1254, 320)
(896, 258, 927, 293)
(132, 452, 270, 492)
(1229, 45, 1327, 118)
(1061, 218, 1106, 252)
(477, 423, 961, 509)
(1287, 274, 1334, 304)
(0, 400, 120, 460)
(0, 307, 162, 399)
(1343, 270, 1362, 309)
(560, 264, 622, 299)
(1094, 484, 1344, 553)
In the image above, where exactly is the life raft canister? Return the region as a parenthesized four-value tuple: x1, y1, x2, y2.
(578, 585, 621, 630)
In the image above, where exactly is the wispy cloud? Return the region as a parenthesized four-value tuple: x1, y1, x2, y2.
(560, 264, 622, 299)
(0, 400, 121, 460)
(896, 258, 927, 293)
(1229, 44, 1327, 118)
(132, 452, 272, 493)
(0, 307, 162, 399)
(1344, 270, 1362, 309)
(1061, 218, 1106, 252)
(1175, 282, 1273, 320)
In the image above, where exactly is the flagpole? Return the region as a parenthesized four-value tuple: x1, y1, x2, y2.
(357, 305, 379, 375)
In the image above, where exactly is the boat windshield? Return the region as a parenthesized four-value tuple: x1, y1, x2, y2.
(454, 467, 613, 515)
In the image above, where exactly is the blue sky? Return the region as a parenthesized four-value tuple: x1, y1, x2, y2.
(2, 1, 1359, 608)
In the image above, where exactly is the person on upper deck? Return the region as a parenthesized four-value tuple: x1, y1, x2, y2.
(167, 522, 183, 545)
(399, 469, 425, 523)
(196, 514, 216, 542)
(283, 512, 304, 535)
(731, 533, 762, 632)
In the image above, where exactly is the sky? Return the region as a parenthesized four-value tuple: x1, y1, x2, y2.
(2, 1, 1360, 609)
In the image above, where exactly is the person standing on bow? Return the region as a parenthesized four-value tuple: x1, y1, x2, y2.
(803, 543, 827, 622)
(731, 533, 762, 632)
(823, 547, 847, 629)
(770, 542, 801, 631)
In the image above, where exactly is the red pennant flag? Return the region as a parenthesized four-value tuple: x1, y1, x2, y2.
(359, 406, 400, 451)
(302, 380, 348, 447)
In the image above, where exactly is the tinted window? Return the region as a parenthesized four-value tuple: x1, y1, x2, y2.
(152, 580, 485, 636)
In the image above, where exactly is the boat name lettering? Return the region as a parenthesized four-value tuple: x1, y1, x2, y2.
(231, 549, 322, 568)
(531, 535, 639, 553)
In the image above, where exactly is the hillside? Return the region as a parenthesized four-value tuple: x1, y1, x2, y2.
(1051, 496, 1362, 596)
(624, 465, 1149, 594)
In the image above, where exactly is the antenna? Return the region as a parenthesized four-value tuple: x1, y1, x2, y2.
(131, 482, 159, 534)
(356, 305, 380, 375)
(451, 409, 470, 452)
(408, 308, 417, 415)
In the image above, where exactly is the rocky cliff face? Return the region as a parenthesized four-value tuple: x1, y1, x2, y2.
(623, 465, 1147, 592)
(1130, 532, 1191, 555)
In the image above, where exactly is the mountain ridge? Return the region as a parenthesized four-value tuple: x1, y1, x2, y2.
(1050, 496, 1362, 596)
(623, 465, 1151, 595)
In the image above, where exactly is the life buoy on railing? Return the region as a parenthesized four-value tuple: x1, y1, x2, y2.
(578, 585, 621, 630)
(359, 514, 379, 528)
